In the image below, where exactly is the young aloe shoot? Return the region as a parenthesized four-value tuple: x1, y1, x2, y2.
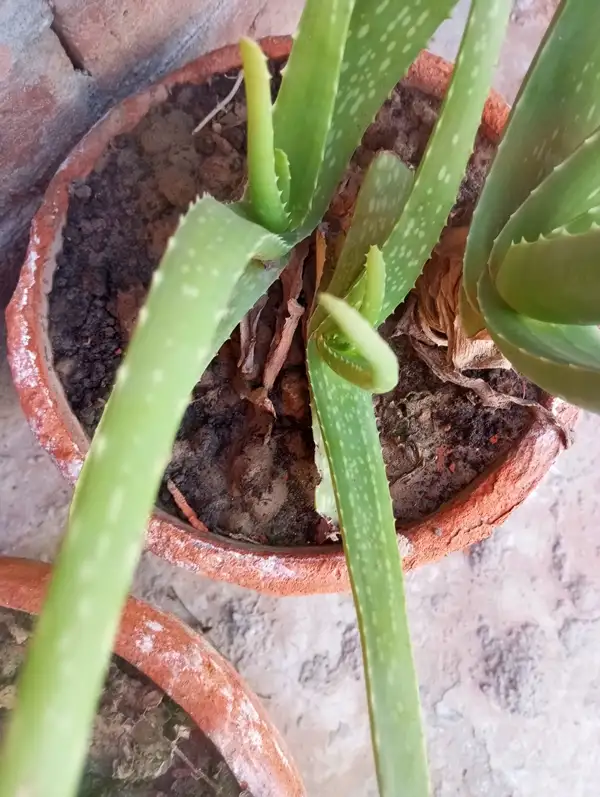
(461, 0, 600, 413)
(0, 1, 460, 795)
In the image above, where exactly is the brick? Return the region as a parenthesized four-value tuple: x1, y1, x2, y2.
(51, 0, 303, 90)
(51, 0, 224, 86)
(177, 0, 304, 66)
(0, 27, 92, 305)
(0, 30, 91, 213)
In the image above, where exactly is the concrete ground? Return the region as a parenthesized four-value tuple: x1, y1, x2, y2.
(3, 1, 600, 795)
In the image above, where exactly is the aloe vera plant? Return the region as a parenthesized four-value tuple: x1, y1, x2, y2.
(308, 3, 512, 792)
(461, 0, 600, 413)
(0, 2, 467, 795)
(3, 0, 562, 793)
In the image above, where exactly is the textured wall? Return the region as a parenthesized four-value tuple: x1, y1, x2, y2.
(0, 0, 303, 306)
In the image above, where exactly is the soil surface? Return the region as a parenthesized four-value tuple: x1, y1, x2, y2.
(49, 63, 539, 547)
(0, 608, 249, 796)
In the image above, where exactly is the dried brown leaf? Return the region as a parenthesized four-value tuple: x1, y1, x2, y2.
(246, 386, 276, 418)
(263, 299, 305, 391)
(111, 282, 147, 343)
(238, 294, 269, 379)
(409, 338, 570, 444)
(166, 479, 209, 533)
(408, 226, 510, 371)
(302, 228, 328, 342)
(261, 241, 309, 392)
(314, 517, 340, 545)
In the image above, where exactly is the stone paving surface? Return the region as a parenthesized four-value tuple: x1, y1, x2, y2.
(3, 2, 599, 795)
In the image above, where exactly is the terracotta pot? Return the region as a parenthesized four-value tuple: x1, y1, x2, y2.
(6, 38, 578, 596)
(0, 557, 305, 796)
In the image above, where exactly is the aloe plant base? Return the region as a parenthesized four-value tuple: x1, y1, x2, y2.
(7, 40, 578, 597)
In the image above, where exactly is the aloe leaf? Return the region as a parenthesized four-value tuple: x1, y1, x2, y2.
(313, 409, 339, 524)
(360, 245, 386, 325)
(547, 205, 600, 237)
(311, 151, 410, 523)
(494, 223, 600, 325)
(308, 342, 428, 797)
(211, 254, 288, 352)
(378, 0, 512, 322)
(316, 293, 398, 394)
(306, 0, 458, 233)
(0, 198, 287, 797)
(462, 0, 600, 320)
(274, 147, 292, 207)
(478, 267, 600, 413)
(273, 0, 356, 228)
(310, 151, 413, 337)
(489, 125, 600, 274)
(328, 152, 413, 301)
(240, 38, 289, 232)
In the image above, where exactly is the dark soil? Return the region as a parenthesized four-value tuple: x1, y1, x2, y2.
(49, 62, 539, 547)
(0, 608, 249, 796)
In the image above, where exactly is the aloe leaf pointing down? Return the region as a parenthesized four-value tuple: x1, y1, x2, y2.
(308, 2, 511, 796)
(308, 343, 427, 796)
(0, 200, 287, 797)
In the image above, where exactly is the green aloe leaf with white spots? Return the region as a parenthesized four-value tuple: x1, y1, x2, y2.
(308, 217, 426, 797)
(377, 0, 512, 321)
(311, 151, 412, 525)
(0, 199, 287, 797)
(309, 151, 414, 337)
(308, 341, 428, 797)
(476, 126, 600, 412)
(493, 207, 600, 326)
(307, 2, 512, 794)
(461, 0, 600, 327)
(274, 0, 459, 235)
(459, 0, 600, 413)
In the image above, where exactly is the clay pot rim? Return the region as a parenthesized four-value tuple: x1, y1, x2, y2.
(0, 556, 304, 796)
(6, 37, 578, 596)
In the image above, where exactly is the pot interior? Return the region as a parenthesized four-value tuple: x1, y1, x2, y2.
(0, 606, 249, 796)
(46, 59, 540, 550)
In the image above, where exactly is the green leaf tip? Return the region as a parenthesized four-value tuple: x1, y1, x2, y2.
(316, 292, 398, 394)
(360, 245, 385, 325)
(240, 37, 289, 233)
(478, 266, 600, 413)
